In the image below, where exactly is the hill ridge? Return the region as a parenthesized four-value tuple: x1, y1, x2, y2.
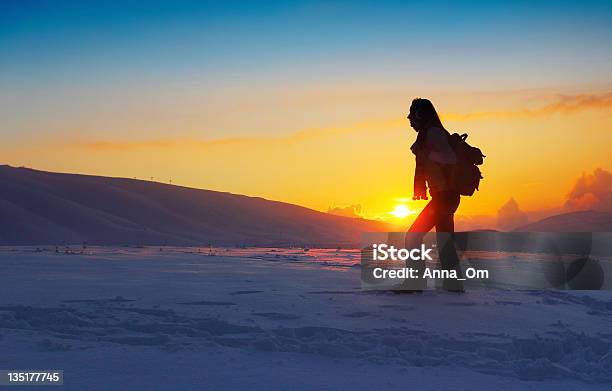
(0, 165, 391, 246)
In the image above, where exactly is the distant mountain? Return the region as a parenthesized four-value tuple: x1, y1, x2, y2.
(514, 211, 612, 232)
(0, 165, 393, 246)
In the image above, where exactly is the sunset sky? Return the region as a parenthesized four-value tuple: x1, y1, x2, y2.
(1, 1, 611, 225)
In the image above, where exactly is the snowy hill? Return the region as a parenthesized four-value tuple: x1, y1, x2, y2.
(514, 211, 612, 232)
(0, 165, 391, 246)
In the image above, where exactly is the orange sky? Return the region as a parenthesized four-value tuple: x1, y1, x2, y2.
(2, 88, 611, 226)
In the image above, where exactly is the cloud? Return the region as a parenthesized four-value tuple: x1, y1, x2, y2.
(69, 91, 612, 152)
(472, 169, 612, 231)
(79, 137, 261, 151)
(327, 204, 363, 218)
(442, 91, 612, 121)
(72, 118, 405, 152)
(564, 168, 612, 212)
(497, 197, 529, 230)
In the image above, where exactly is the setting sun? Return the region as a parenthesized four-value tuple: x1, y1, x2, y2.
(390, 204, 411, 219)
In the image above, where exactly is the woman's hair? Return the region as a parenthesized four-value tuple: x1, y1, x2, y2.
(410, 98, 446, 131)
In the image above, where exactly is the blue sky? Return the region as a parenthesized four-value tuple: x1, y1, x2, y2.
(2, 0, 611, 88)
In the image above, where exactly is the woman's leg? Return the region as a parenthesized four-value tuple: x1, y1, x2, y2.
(433, 192, 459, 231)
(397, 200, 437, 291)
(433, 192, 463, 291)
(405, 200, 436, 249)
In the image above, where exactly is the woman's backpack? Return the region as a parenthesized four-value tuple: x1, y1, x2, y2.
(447, 133, 485, 196)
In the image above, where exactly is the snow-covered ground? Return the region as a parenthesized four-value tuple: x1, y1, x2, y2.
(1, 246, 611, 390)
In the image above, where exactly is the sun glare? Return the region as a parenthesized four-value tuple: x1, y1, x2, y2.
(390, 204, 411, 219)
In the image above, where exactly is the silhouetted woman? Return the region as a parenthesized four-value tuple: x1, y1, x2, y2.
(406, 98, 463, 292)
